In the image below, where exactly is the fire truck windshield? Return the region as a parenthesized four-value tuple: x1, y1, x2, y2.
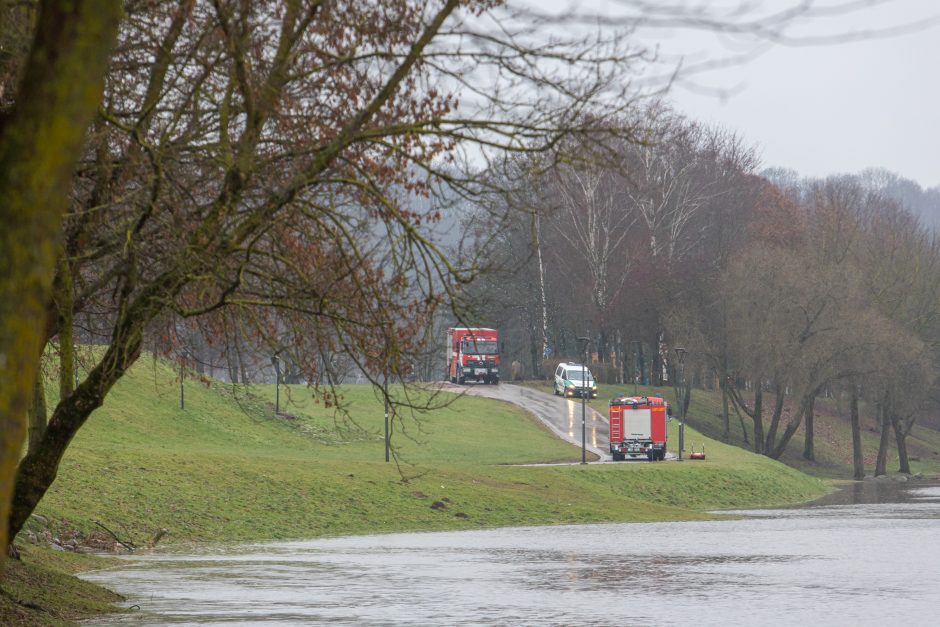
(461, 340, 497, 355)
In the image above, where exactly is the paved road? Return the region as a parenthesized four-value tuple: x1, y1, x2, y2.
(444, 382, 612, 462)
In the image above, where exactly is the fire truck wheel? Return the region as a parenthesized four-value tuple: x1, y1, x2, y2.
(647, 451, 654, 462)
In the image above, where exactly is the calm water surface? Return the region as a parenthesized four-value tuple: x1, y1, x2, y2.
(82, 482, 940, 626)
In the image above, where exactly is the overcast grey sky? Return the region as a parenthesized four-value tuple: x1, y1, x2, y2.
(663, 0, 940, 188)
(529, 1, 940, 188)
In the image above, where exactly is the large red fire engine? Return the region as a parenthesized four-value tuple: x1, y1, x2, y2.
(609, 395, 668, 461)
(446, 327, 500, 384)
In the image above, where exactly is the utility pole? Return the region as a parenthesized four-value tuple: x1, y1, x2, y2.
(673, 348, 687, 461)
(384, 375, 390, 463)
(577, 336, 591, 465)
(272, 353, 281, 415)
(633, 340, 640, 395)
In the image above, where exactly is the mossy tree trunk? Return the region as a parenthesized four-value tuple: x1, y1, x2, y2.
(0, 0, 121, 566)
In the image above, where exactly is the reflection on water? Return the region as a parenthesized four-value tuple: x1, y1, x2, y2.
(810, 480, 940, 506)
(83, 482, 940, 626)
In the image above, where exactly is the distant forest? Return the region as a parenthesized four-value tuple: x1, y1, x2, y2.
(765, 167, 940, 232)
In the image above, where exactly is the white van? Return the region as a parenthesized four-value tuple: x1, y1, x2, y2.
(553, 362, 598, 398)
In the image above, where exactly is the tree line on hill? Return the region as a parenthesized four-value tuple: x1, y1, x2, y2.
(468, 108, 940, 478)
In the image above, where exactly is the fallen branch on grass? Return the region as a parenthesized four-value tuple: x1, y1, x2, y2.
(94, 521, 136, 552)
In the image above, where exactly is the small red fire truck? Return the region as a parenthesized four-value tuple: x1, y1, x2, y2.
(446, 327, 500, 384)
(609, 395, 668, 461)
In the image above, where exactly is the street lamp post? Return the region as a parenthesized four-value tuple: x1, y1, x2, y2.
(384, 375, 390, 463)
(672, 348, 687, 461)
(271, 353, 281, 415)
(577, 336, 591, 465)
(632, 340, 640, 395)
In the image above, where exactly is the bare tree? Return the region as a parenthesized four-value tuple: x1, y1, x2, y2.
(547, 135, 639, 358)
(618, 114, 758, 384)
(5, 0, 668, 544)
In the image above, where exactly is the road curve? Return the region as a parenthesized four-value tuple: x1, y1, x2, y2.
(442, 382, 612, 462)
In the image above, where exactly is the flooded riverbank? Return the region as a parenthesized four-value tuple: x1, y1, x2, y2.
(83, 482, 940, 626)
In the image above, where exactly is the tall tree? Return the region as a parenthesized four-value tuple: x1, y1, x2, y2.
(547, 136, 638, 359)
(0, 0, 122, 564)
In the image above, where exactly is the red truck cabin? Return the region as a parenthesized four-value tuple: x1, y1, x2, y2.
(446, 327, 500, 385)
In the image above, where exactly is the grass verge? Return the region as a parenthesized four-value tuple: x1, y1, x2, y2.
(0, 546, 124, 626)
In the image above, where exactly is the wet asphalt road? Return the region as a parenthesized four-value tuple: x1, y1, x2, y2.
(445, 382, 612, 461)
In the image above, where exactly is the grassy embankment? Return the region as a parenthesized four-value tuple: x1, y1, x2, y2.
(3, 356, 827, 625)
(0, 548, 123, 626)
(526, 380, 940, 479)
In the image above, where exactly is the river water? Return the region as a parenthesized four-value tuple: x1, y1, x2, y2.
(82, 481, 940, 626)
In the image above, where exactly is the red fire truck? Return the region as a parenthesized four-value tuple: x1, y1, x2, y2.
(609, 395, 668, 461)
(446, 327, 500, 384)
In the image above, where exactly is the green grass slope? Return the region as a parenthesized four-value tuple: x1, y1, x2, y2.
(26, 358, 826, 544)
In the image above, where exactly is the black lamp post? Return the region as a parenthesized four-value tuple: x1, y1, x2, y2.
(271, 353, 281, 415)
(180, 351, 186, 410)
(632, 340, 641, 395)
(576, 336, 591, 465)
(384, 374, 390, 463)
(73, 343, 79, 389)
(672, 347, 687, 461)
